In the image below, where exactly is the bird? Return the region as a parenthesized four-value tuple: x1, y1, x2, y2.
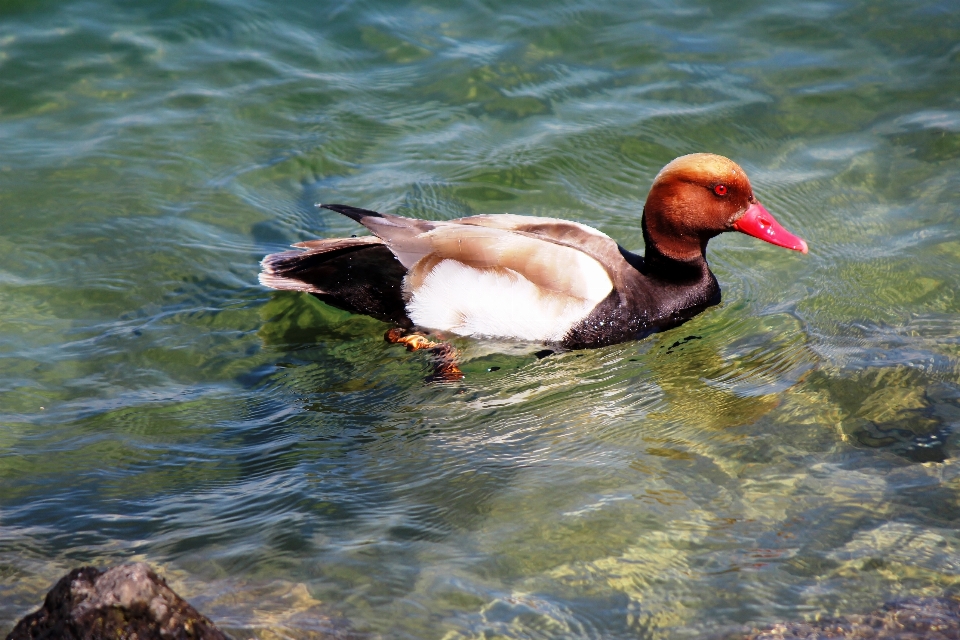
(259, 153, 807, 353)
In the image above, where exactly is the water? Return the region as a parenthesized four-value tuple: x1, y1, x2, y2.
(1, 0, 959, 637)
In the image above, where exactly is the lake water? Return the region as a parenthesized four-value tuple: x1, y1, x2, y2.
(2, 0, 960, 638)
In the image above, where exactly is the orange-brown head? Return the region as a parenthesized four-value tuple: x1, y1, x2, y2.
(642, 153, 807, 262)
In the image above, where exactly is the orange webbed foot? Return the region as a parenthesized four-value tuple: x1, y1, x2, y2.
(385, 328, 464, 381)
(385, 327, 440, 351)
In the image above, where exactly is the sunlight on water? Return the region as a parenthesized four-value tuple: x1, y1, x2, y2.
(1, 0, 959, 638)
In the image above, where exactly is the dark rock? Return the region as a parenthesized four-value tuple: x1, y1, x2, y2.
(6, 563, 229, 640)
(739, 596, 960, 640)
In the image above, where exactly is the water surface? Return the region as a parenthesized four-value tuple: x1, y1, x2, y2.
(2, 0, 960, 638)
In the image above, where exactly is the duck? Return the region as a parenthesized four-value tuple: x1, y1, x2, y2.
(259, 153, 807, 350)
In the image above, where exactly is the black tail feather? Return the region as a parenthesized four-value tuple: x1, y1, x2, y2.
(319, 203, 384, 223)
(260, 241, 410, 326)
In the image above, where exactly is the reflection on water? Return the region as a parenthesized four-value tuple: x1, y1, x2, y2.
(1, 0, 960, 637)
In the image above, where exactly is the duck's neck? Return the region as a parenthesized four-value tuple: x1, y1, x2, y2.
(641, 215, 711, 282)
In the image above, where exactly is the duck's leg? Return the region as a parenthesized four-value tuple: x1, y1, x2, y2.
(385, 327, 439, 351)
(385, 328, 464, 381)
(425, 342, 464, 382)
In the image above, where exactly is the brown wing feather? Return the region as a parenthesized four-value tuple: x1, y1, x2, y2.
(413, 225, 612, 302)
(345, 213, 437, 269)
(317, 207, 625, 303)
(448, 214, 629, 281)
(291, 236, 384, 252)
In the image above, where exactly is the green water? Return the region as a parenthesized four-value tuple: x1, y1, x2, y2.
(2, 0, 960, 637)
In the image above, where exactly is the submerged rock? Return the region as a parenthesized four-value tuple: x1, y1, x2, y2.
(6, 563, 229, 640)
(740, 596, 960, 639)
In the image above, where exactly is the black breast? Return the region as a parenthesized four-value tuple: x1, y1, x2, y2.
(561, 246, 720, 349)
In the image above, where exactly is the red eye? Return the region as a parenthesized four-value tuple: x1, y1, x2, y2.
(714, 184, 728, 196)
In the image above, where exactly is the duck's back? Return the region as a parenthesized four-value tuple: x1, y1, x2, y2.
(260, 207, 722, 347)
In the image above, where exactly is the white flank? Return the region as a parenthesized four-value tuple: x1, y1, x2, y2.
(405, 259, 611, 342)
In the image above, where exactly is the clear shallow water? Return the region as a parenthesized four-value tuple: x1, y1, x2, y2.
(1, 0, 960, 637)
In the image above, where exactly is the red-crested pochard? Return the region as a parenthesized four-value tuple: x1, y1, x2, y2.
(260, 153, 807, 350)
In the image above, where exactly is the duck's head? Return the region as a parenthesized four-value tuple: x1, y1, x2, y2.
(642, 153, 807, 262)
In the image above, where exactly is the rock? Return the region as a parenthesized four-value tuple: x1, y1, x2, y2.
(739, 596, 960, 639)
(5, 563, 230, 640)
